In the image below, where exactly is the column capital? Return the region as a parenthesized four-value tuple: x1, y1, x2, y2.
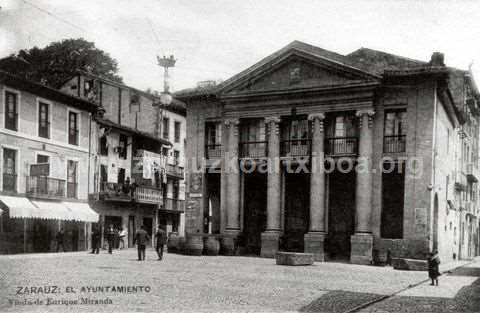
(356, 109, 375, 128)
(224, 118, 240, 127)
(308, 112, 326, 121)
(355, 109, 375, 117)
(264, 116, 281, 124)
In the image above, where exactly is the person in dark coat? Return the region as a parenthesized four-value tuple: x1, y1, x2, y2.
(428, 250, 441, 286)
(90, 227, 101, 254)
(55, 228, 66, 252)
(105, 224, 116, 254)
(134, 225, 150, 261)
(155, 226, 167, 260)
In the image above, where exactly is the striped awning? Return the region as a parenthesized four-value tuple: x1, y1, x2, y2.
(0, 196, 98, 222)
(0, 196, 39, 219)
(63, 202, 99, 223)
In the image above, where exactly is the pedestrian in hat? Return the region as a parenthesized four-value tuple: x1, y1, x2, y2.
(90, 226, 101, 254)
(55, 228, 66, 252)
(105, 224, 116, 254)
(428, 250, 441, 286)
(134, 225, 150, 261)
(155, 226, 167, 260)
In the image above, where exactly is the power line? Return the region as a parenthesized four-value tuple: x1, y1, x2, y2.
(21, 0, 88, 33)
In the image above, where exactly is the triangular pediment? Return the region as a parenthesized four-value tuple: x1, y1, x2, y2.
(219, 41, 379, 95)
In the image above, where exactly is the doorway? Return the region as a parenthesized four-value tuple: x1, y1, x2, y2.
(143, 217, 153, 238)
(242, 172, 267, 255)
(128, 215, 135, 248)
(381, 161, 405, 239)
(327, 168, 356, 260)
(206, 173, 221, 234)
(283, 172, 309, 252)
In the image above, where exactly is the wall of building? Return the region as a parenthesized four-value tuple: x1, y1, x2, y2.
(0, 82, 95, 254)
(184, 97, 224, 234)
(0, 84, 93, 199)
(96, 129, 133, 185)
(372, 81, 442, 260)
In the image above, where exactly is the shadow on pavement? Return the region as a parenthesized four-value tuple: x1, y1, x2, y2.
(449, 267, 480, 277)
(299, 290, 383, 313)
(359, 266, 480, 313)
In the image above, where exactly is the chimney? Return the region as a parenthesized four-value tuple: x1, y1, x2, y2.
(430, 52, 445, 67)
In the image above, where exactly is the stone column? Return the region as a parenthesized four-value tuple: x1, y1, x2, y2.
(261, 116, 282, 258)
(222, 118, 240, 255)
(351, 109, 375, 265)
(304, 112, 327, 261)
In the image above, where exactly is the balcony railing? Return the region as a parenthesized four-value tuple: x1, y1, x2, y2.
(99, 182, 132, 201)
(383, 135, 406, 153)
(166, 164, 185, 179)
(325, 137, 358, 156)
(26, 176, 65, 199)
(280, 139, 311, 157)
(205, 144, 223, 159)
(239, 141, 268, 158)
(134, 185, 163, 204)
(2, 173, 17, 192)
(99, 182, 164, 204)
(67, 182, 77, 199)
(164, 198, 185, 212)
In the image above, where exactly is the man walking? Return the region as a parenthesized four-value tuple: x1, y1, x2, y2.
(105, 224, 116, 254)
(134, 225, 150, 261)
(90, 226, 100, 254)
(55, 228, 65, 252)
(155, 226, 167, 260)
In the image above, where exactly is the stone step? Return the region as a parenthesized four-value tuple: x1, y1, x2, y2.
(275, 252, 314, 266)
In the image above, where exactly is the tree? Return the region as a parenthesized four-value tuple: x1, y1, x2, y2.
(0, 38, 123, 87)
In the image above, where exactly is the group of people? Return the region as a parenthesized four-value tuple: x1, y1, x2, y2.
(90, 224, 167, 261)
(102, 225, 128, 253)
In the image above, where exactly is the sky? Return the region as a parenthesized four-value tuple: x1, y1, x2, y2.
(0, 0, 479, 92)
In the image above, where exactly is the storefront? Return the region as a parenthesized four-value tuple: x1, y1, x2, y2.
(0, 195, 99, 254)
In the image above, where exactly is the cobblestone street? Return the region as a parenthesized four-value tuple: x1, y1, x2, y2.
(0, 249, 478, 313)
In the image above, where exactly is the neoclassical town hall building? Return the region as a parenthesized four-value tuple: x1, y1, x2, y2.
(177, 41, 480, 264)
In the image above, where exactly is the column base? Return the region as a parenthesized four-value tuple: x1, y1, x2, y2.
(350, 233, 373, 265)
(304, 232, 327, 262)
(261, 231, 281, 258)
(220, 230, 239, 256)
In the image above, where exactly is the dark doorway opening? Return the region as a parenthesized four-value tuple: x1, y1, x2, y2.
(205, 173, 221, 234)
(143, 217, 153, 239)
(381, 161, 405, 239)
(242, 172, 267, 255)
(128, 215, 135, 248)
(327, 168, 356, 260)
(283, 172, 309, 252)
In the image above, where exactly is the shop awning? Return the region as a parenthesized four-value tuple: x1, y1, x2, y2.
(0, 196, 98, 222)
(63, 202, 99, 223)
(30, 200, 73, 220)
(0, 196, 39, 219)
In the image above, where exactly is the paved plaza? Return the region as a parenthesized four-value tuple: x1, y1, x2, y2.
(0, 249, 478, 313)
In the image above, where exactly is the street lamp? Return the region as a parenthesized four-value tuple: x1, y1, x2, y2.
(156, 55, 176, 106)
(154, 55, 176, 137)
